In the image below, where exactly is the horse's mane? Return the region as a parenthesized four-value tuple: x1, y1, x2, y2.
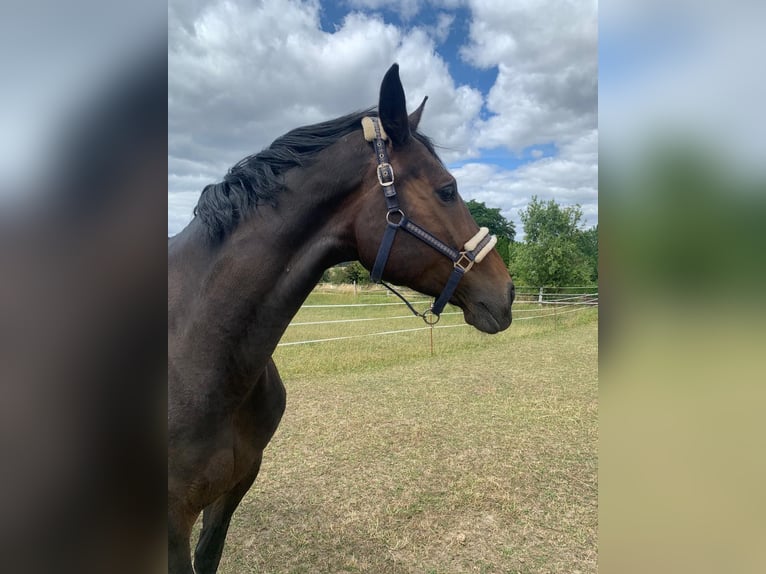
(194, 108, 437, 242)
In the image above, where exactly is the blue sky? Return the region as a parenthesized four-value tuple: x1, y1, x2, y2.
(168, 0, 598, 237)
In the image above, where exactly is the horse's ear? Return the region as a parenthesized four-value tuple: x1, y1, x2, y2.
(408, 96, 428, 131)
(378, 63, 410, 147)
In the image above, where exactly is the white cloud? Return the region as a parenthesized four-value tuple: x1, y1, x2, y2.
(168, 0, 598, 237)
(167, 192, 203, 237)
(451, 0, 598, 235)
(461, 0, 598, 152)
(432, 12, 455, 44)
(168, 0, 482, 234)
(453, 129, 598, 238)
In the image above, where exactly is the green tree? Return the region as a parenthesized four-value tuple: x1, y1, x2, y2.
(466, 199, 515, 266)
(343, 261, 369, 284)
(494, 235, 511, 267)
(511, 197, 591, 288)
(465, 200, 515, 242)
(577, 224, 598, 282)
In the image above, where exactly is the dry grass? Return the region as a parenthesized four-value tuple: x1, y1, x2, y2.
(204, 293, 598, 573)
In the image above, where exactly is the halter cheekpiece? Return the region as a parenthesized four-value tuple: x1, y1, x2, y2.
(362, 116, 497, 324)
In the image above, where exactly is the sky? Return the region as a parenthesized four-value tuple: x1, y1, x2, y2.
(599, 0, 766, 176)
(0, 0, 162, 194)
(168, 0, 598, 237)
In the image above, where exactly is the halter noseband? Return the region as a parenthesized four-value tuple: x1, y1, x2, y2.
(362, 116, 497, 324)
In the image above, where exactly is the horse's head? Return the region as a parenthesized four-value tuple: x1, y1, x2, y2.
(353, 64, 514, 333)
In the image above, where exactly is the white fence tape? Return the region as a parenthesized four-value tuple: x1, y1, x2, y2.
(301, 301, 431, 308)
(278, 303, 596, 347)
(302, 294, 597, 309)
(288, 311, 461, 327)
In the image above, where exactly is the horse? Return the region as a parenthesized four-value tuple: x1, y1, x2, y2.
(168, 64, 515, 574)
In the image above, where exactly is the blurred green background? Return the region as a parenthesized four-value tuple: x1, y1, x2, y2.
(600, 2, 766, 571)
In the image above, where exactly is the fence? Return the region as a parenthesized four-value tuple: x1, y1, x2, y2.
(277, 286, 598, 347)
(512, 285, 598, 303)
(313, 283, 597, 299)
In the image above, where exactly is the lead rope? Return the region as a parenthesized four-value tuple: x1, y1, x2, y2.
(379, 280, 440, 325)
(379, 279, 438, 356)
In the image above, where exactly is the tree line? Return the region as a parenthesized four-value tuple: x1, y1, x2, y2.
(466, 198, 597, 288)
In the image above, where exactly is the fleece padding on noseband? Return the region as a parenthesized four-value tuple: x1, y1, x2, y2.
(362, 116, 388, 142)
(475, 235, 497, 262)
(463, 227, 497, 262)
(464, 227, 489, 251)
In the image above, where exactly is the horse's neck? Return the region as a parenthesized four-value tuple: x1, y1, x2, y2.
(172, 189, 357, 384)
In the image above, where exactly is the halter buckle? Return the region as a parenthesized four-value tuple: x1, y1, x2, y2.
(454, 253, 475, 273)
(377, 163, 395, 186)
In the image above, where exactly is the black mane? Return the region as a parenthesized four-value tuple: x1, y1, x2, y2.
(194, 108, 437, 241)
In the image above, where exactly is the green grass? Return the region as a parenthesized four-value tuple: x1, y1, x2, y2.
(205, 287, 598, 573)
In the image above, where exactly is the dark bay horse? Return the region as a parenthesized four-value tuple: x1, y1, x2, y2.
(168, 64, 514, 573)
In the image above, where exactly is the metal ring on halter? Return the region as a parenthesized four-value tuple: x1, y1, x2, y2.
(386, 209, 405, 226)
(421, 309, 440, 325)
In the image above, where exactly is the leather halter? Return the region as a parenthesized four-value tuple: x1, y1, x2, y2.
(362, 117, 497, 323)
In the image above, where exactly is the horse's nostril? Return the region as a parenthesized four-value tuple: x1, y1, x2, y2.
(509, 283, 516, 305)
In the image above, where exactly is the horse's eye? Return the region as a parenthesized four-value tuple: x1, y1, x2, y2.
(437, 184, 457, 203)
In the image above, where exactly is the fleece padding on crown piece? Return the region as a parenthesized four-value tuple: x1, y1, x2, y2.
(362, 116, 388, 142)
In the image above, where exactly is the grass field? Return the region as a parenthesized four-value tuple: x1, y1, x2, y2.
(204, 286, 598, 573)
